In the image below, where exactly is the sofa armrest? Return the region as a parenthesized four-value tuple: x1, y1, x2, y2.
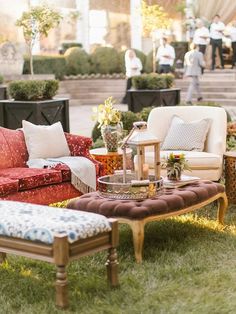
(64, 133, 104, 177)
(65, 133, 92, 157)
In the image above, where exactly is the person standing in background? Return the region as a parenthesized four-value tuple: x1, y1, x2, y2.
(193, 19, 210, 55)
(210, 14, 225, 70)
(156, 37, 175, 73)
(122, 49, 142, 104)
(228, 21, 236, 68)
(184, 43, 205, 105)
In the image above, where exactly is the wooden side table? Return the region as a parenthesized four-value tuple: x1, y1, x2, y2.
(224, 151, 236, 204)
(90, 147, 133, 175)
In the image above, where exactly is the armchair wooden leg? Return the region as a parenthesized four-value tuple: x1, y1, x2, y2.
(0, 252, 6, 264)
(55, 265, 69, 309)
(217, 192, 228, 225)
(106, 248, 119, 287)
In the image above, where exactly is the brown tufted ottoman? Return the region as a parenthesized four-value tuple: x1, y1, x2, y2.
(67, 181, 228, 263)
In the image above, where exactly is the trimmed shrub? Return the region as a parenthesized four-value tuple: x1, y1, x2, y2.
(132, 74, 173, 90)
(23, 56, 66, 80)
(60, 42, 82, 54)
(90, 47, 120, 74)
(144, 51, 155, 73)
(8, 79, 59, 101)
(65, 47, 90, 75)
(0, 74, 3, 84)
(119, 49, 147, 74)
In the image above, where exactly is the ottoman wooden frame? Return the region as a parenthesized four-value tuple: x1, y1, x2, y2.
(119, 191, 228, 263)
(0, 218, 119, 309)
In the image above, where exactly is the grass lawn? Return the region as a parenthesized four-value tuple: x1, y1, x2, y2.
(0, 203, 236, 313)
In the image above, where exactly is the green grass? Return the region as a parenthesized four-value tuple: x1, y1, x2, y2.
(1, 204, 236, 313)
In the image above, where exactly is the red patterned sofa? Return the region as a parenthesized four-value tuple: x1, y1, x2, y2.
(0, 127, 102, 205)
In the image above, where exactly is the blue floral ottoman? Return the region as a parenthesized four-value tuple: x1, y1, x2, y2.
(0, 201, 119, 309)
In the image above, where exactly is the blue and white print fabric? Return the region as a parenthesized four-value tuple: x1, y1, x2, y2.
(0, 201, 111, 244)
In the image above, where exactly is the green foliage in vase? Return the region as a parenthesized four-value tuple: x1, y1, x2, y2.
(164, 153, 191, 179)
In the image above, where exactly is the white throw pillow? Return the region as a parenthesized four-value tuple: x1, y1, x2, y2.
(22, 120, 70, 159)
(161, 115, 211, 151)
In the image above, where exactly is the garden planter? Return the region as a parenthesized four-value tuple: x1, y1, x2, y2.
(0, 86, 7, 100)
(127, 88, 180, 113)
(0, 98, 69, 132)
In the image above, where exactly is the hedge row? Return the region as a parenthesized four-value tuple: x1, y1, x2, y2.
(23, 42, 188, 79)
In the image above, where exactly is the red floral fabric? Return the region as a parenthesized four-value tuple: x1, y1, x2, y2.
(0, 128, 28, 168)
(0, 177, 19, 197)
(0, 127, 102, 203)
(0, 182, 81, 205)
(0, 168, 62, 191)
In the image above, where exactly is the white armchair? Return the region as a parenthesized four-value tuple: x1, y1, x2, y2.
(139, 106, 227, 181)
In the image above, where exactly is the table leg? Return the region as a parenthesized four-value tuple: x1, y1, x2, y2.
(217, 192, 228, 224)
(129, 220, 145, 263)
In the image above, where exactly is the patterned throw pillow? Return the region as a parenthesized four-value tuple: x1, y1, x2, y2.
(161, 115, 211, 151)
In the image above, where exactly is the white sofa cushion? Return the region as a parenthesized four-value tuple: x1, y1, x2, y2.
(161, 115, 211, 151)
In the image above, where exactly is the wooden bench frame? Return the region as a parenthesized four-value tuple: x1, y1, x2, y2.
(0, 218, 119, 309)
(117, 191, 228, 263)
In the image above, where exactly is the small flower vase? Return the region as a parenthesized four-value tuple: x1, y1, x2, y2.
(101, 124, 122, 153)
(167, 167, 182, 181)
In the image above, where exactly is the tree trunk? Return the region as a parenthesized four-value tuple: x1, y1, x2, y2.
(152, 36, 156, 73)
(29, 43, 34, 76)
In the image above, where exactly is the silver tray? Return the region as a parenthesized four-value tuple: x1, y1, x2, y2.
(98, 173, 163, 200)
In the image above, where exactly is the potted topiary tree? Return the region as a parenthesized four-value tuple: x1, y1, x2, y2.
(0, 80, 70, 132)
(0, 74, 7, 100)
(127, 73, 180, 113)
(0, 5, 70, 131)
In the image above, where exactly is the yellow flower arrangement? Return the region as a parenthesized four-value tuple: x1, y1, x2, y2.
(93, 97, 121, 128)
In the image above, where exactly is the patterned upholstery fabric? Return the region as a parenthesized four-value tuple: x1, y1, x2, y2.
(0, 127, 103, 204)
(2, 182, 81, 205)
(0, 128, 28, 168)
(67, 181, 225, 220)
(0, 201, 111, 244)
(0, 178, 19, 197)
(161, 115, 211, 152)
(0, 168, 62, 191)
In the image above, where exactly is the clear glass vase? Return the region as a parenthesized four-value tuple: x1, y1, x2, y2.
(101, 124, 122, 153)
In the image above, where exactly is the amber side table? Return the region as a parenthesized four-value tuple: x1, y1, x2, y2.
(90, 147, 133, 175)
(224, 151, 236, 204)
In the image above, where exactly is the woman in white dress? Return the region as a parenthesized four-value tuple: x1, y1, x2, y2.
(122, 49, 142, 103)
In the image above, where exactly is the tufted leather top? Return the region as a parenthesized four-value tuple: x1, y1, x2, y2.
(67, 181, 225, 220)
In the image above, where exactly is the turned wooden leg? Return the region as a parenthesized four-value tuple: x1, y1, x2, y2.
(130, 221, 145, 263)
(106, 247, 119, 287)
(55, 265, 68, 309)
(0, 253, 6, 264)
(217, 192, 228, 224)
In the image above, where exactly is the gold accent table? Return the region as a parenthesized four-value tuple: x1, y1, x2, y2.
(224, 151, 236, 204)
(90, 147, 133, 175)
